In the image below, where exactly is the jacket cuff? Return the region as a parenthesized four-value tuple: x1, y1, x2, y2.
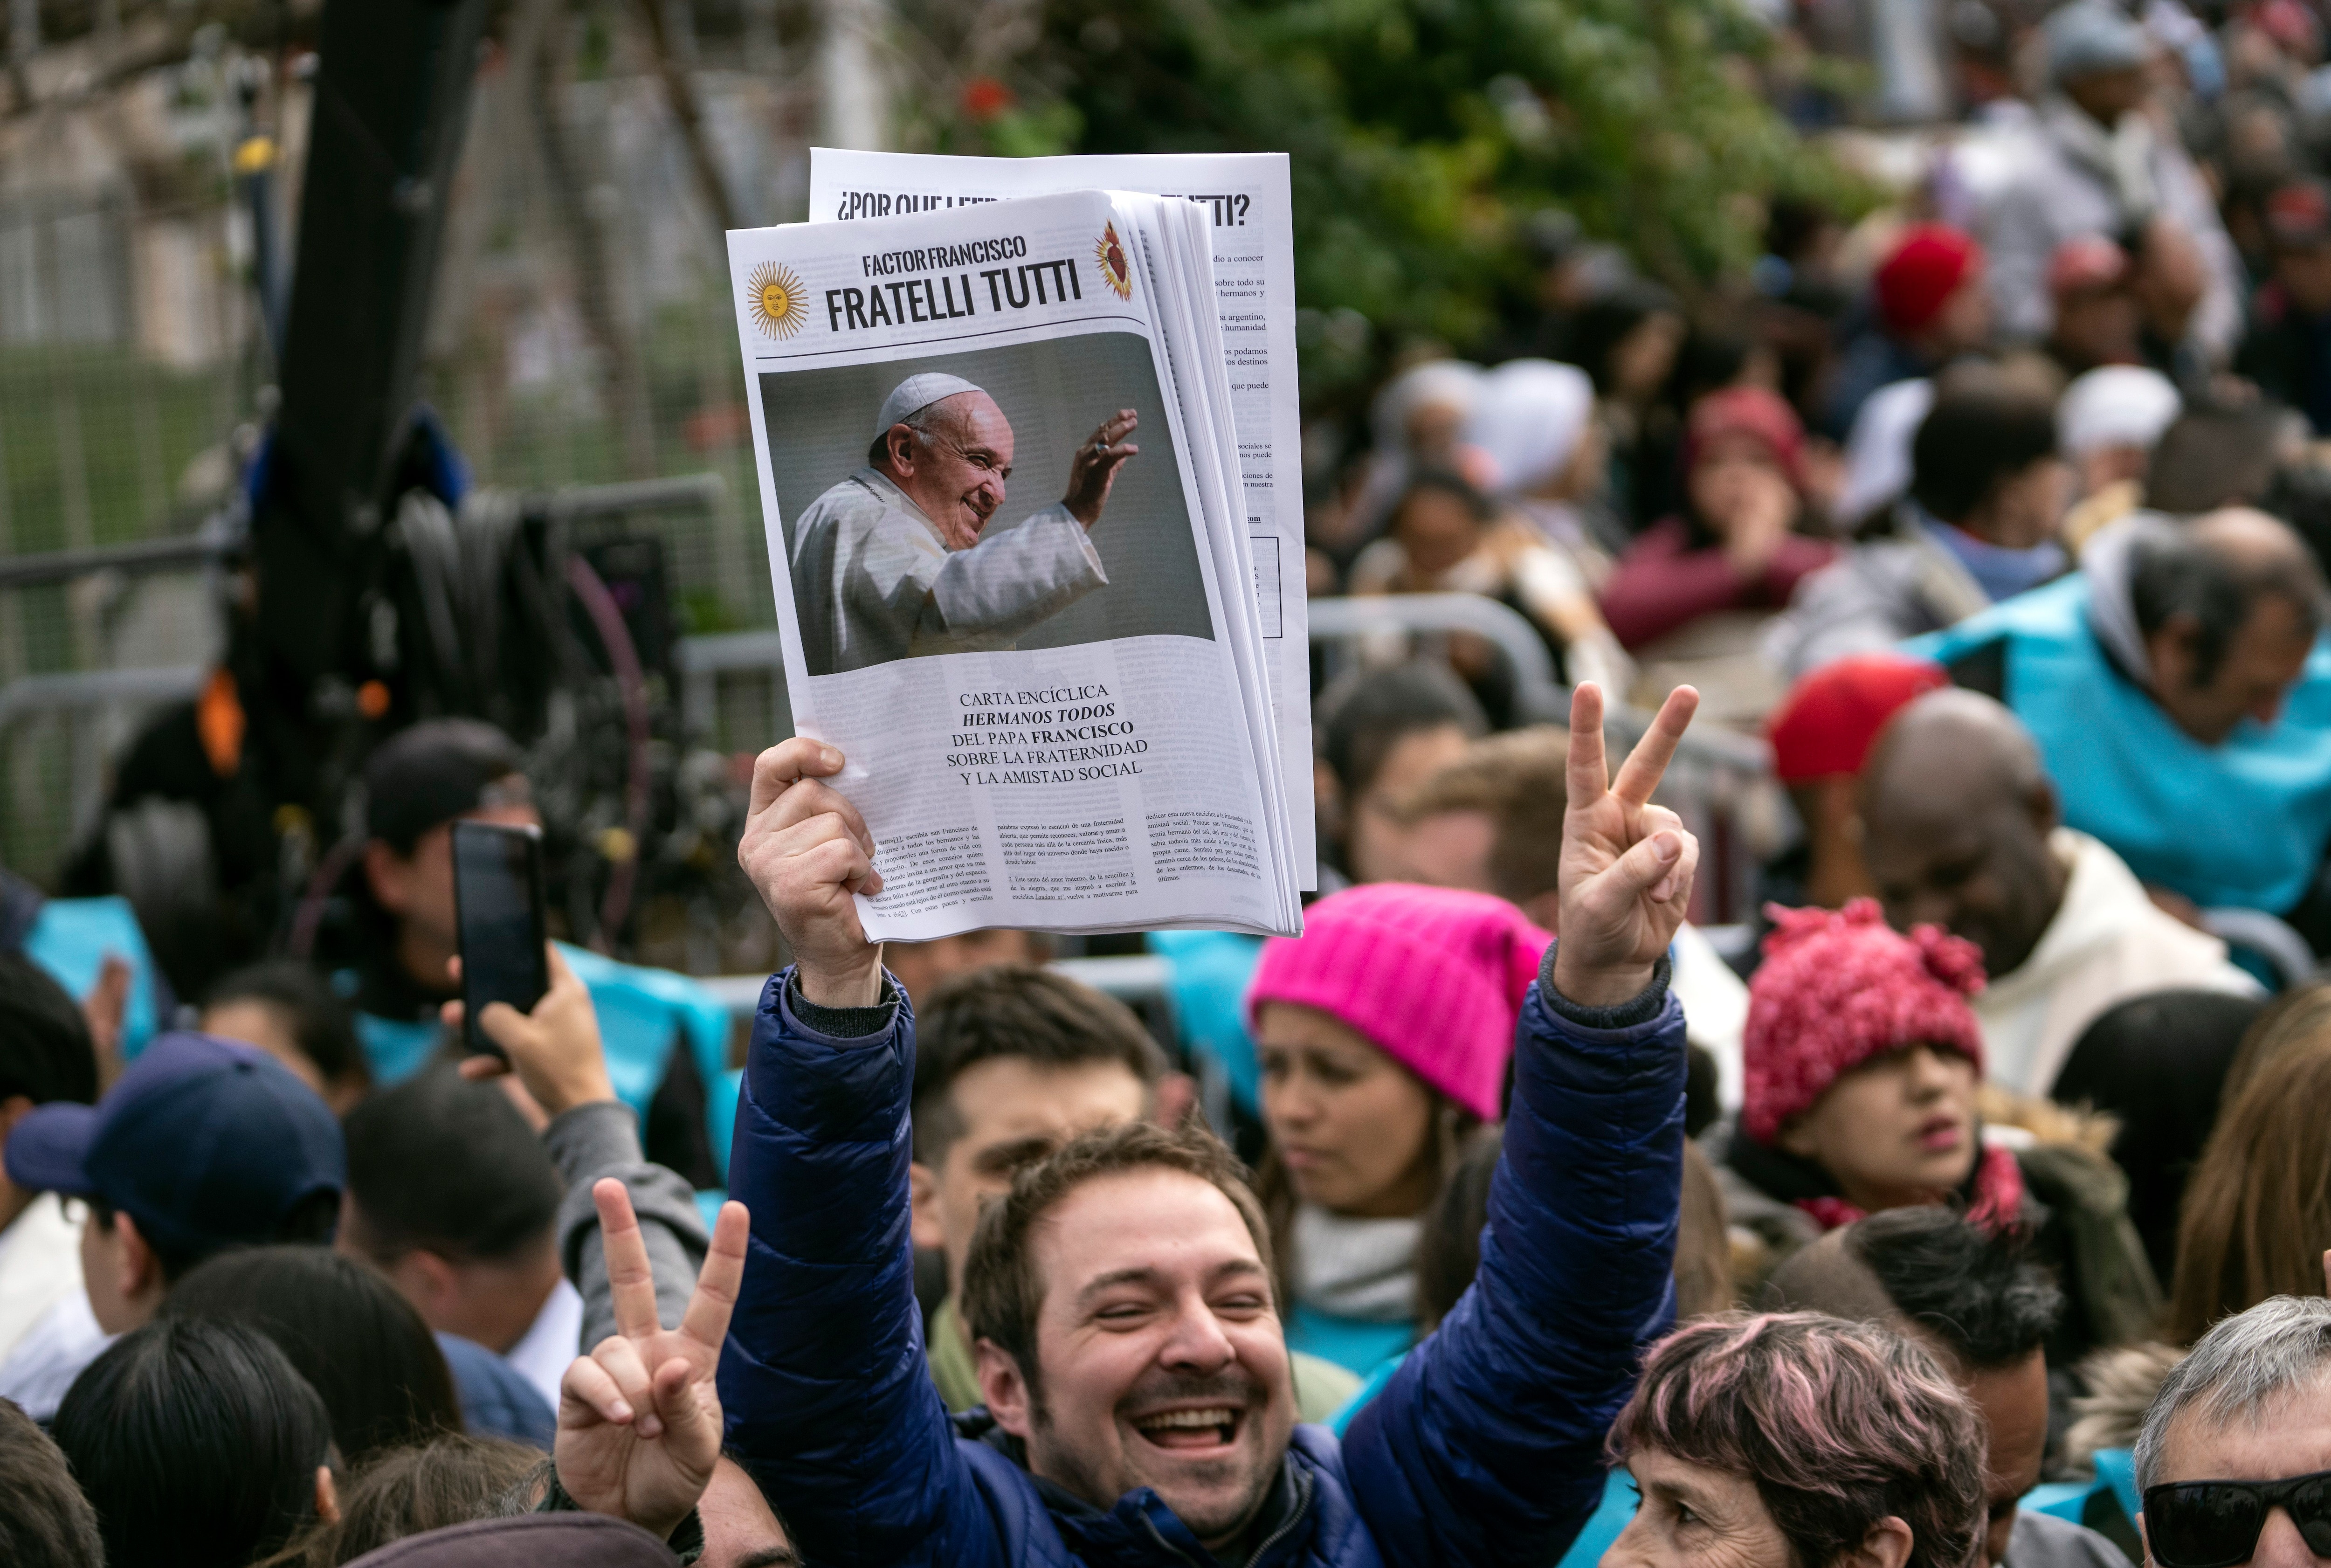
(1536, 940, 1673, 1030)
(783, 967, 900, 1040)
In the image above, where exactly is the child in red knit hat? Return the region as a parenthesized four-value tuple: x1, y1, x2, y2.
(1717, 898, 2163, 1371)
(1719, 900, 2023, 1274)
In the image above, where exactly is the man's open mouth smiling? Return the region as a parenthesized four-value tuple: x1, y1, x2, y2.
(1129, 1405, 1244, 1451)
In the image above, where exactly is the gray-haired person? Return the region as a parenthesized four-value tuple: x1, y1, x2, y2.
(2137, 1296, 2331, 1568)
(788, 373, 1140, 675)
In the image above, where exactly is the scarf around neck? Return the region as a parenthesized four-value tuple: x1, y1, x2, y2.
(1291, 1204, 1422, 1322)
(1797, 1144, 2028, 1234)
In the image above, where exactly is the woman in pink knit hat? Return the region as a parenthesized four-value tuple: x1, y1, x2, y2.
(1245, 881, 1551, 1374)
(1716, 899, 2158, 1366)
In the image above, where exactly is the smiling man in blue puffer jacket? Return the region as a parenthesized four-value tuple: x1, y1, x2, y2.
(716, 682, 1701, 1568)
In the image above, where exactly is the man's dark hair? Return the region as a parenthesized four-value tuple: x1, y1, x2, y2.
(2130, 521, 2328, 686)
(2146, 401, 2291, 516)
(1845, 1207, 2063, 1370)
(911, 965, 1167, 1166)
(362, 719, 527, 855)
(1908, 373, 2059, 525)
(0, 952, 97, 1108)
(52, 1317, 335, 1568)
(0, 1395, 103, 1568)
(1317, 661, 1488, 807)
(204, 960, 371, 1095)
(342, 1066, 563, 1264)
(86, 1189, 341, 1287)
(960, 1119, 1270, 1399)
(165, 1245, 462, 1463)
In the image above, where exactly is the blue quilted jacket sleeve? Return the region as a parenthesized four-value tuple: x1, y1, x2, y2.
(717, 970, 1003, 1568)
(1341, 968, 1687, 1567)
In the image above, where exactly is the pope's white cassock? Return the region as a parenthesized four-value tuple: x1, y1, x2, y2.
(790, 468, 1108, 676)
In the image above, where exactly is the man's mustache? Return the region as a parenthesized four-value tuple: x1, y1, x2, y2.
(1117, 1368, 1264, 1419)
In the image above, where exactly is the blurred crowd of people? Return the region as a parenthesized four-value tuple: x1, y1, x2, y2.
(16, 0, 2331, 1564)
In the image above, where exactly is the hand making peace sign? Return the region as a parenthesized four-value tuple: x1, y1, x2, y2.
(556, 1180, 750, 1542)
(1553, 682, 1703, 1008)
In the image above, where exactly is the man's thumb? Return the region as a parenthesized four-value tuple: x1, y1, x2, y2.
(476, 1001, 531, 1054)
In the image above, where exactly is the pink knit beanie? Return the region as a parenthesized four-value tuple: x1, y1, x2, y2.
(1246, 883, 1551, 1121)
(1741, 899, 1988, 1145)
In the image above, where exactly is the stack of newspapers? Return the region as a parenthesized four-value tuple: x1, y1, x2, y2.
(727, 155, 1312, 939)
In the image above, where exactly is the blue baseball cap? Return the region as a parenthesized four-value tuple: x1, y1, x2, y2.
(4, 1032, 346, 1258)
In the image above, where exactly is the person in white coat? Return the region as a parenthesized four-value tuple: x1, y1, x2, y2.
(789, 372, 1139, 675)
(1860, 689, 2257, 1098)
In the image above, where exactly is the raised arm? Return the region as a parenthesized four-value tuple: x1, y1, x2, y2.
(1344, 682, 1699, 1566)
(714, 739, 999, 1568)
(451, 948, 710, 1348)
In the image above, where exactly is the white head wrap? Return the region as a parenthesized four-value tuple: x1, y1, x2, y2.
(1369, 360, 1485, 453)
(1834, 378, 1936, 529)
(874, 373, 986, 439)
(1466, 360, 1597, 496)
(2057, 366, 2181, 459)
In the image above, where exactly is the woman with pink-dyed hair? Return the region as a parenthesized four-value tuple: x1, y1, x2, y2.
(1604, 1313, 1988, 1568)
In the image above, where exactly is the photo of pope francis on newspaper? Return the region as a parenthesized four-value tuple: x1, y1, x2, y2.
(766, 334, 1217, 677)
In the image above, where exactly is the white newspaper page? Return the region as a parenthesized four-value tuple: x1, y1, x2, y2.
(726, 190, 1296, 939)
(809, 149, 1317, 888)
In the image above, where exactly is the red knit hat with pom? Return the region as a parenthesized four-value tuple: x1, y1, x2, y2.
(1741, 899, 1987, 1145)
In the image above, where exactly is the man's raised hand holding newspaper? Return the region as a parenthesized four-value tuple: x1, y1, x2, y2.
(721, 683, 1702, 1567)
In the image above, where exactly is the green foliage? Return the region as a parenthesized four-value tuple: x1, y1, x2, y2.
(938, 0, 1865, 396)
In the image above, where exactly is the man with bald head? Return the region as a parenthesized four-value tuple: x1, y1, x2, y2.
(1861, 688, 2255, 1096)
(788, 372, 1142, 675)
(1766, 1209, 2133, 1568)
(1912, 509, 2331, 939)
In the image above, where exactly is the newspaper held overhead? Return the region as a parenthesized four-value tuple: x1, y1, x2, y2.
(728, 189, 1304, 939)
(808, 150, 1316, 889)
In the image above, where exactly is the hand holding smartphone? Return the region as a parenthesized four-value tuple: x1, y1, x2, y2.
(450, 820, 550, 1058)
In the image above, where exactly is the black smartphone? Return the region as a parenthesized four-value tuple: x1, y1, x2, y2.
(450, 820, 549, 1057)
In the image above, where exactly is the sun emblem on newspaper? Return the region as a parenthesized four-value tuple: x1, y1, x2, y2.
(747, 262, 808, 338)
(1095, 223, 1134, 300)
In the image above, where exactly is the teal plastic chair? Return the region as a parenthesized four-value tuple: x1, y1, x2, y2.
(23, 897, 162, 1059)
(354, 944, 732, 1131)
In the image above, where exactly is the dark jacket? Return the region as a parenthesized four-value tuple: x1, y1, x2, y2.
(717, 956, 1689, 1568)
(2235, 280, 2331, 435)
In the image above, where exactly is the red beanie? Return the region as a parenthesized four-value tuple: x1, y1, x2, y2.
(1741, 900, 1987, 1145)
(1875, 224, 1984, 336)
(1684, 386, 1807, 495)
(1765, 655, 1951, 784)
(1246, 883, 1550, 1122)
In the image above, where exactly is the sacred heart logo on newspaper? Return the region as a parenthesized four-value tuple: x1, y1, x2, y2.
(1095, 223, 1133, 300)
(748, 262, 808, 339)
